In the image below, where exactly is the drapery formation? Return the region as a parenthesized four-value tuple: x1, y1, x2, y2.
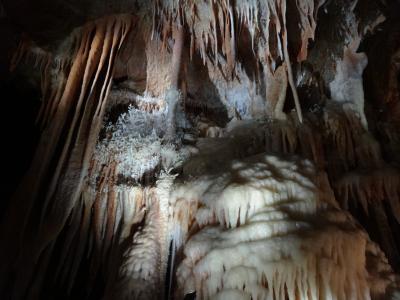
(1, 0, 400, 299)
(1, 14, 135, 298)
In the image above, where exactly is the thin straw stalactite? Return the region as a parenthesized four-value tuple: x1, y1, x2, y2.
(281, 1, 303, 123)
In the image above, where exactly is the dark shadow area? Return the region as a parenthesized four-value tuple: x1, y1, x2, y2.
(0, 71, 41, 221)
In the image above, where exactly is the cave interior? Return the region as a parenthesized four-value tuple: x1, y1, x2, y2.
(1, 0, 400, 299)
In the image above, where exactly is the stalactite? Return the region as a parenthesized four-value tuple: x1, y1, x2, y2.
(155, 0, 322, 86)
(334, 167, 400, 268)
(281, 1, 303, 123)
(295, 0, 324, 62)
(335, 168, 400, 221)
(329, 38, 369, 129)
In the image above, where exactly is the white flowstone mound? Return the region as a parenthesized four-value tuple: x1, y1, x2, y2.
(172, 153, 396, 300)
